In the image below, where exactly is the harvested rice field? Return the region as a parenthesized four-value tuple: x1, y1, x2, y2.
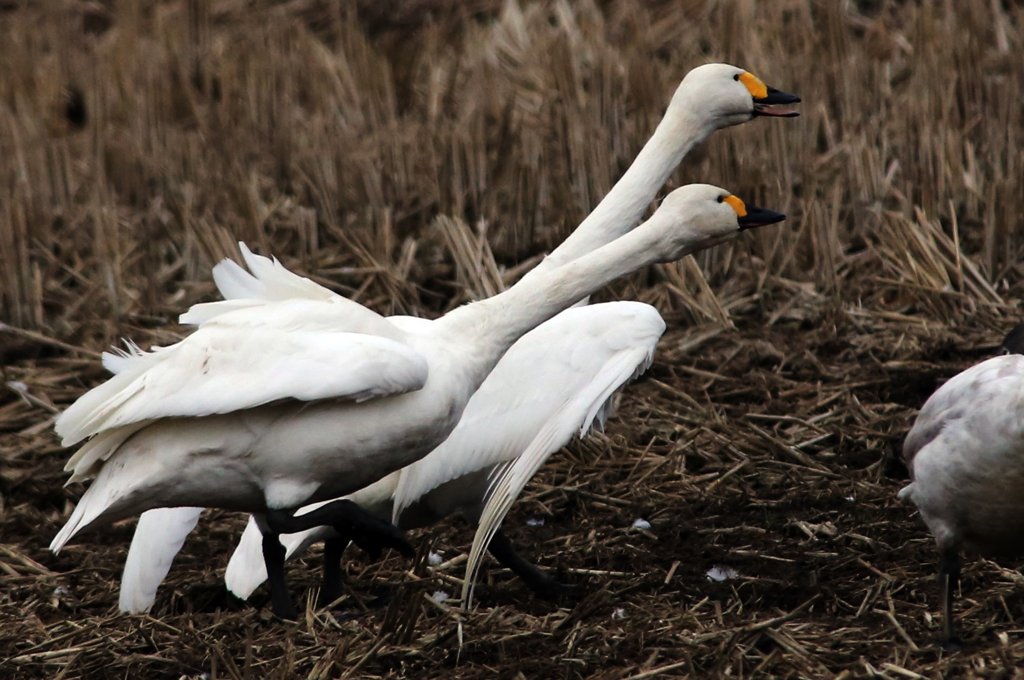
(4, 0, 1024, 678)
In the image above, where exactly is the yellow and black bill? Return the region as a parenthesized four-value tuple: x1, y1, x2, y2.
(753, 87, 801, 117)
(738, 205, 786, 230)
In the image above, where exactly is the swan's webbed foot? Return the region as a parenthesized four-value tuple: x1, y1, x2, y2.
(523, 572, 581, 599)
(487, 527, 578, 598)
(941, 634, 964, 652)
(328, 591, 392, 622)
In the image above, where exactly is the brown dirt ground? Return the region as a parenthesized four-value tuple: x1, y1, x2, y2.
(4, 0, 1024, 678)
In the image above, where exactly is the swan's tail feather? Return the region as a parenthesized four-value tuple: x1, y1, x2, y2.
(52, 440, 167, 553)
(64, 424, 147, 483)
(50, 487, 111, 554)
(119, 507, 204, 614)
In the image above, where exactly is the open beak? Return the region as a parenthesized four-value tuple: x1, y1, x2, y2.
(738, 206, 786, 230)
(753, 87, 801, 117)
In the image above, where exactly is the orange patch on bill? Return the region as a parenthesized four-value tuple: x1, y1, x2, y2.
(724, 195, 747, 217)
(738, 72, 768, 100)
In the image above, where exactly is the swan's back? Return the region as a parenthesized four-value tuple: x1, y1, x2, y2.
(902, 354, 1024, 554)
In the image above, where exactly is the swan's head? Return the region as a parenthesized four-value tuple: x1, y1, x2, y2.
(649, 184, 785, 261)
(670, 63, 800, 129)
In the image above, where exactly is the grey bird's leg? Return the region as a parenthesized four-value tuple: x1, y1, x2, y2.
(939, 546, 962, 650)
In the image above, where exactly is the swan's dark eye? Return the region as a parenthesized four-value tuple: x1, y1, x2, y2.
(733, 74, 740, 81)
(717, 195, 725, 203)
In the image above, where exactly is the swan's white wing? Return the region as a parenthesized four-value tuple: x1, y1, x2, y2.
(391, 302, 665, 522)
(57, 324, 428, 456)
(182, 243, 344, 325)
(901, 355, 1024, 499)
(180, 290, 395, 334)
(902, 356, 1020, 468)
(461, 315, 662, 607)
(221, 243, 338, 302)
(119, 507, 205, 613)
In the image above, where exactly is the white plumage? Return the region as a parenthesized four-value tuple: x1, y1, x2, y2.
(55, 183, 781, 619)
(899, 342, 1024, 647)
(221, 299, 664, 601)
(113, 62, 799, 614)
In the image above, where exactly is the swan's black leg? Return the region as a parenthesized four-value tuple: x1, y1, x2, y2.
(939, 546, 962, 650)
(266, 501, 414, 560)
(263, 503, 411, 617)
(487, 527, 577, 598)
(318, 536, 349, 607)
(262, 531, 298, 620)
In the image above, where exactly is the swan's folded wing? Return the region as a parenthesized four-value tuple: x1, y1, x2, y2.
(391, 301, 665, 522)
(57, 325, 428, 451)
(904, 355, 1024, 468)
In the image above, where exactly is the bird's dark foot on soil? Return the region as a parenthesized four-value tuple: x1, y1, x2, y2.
(487, 526, 578, 598)
(524, 573, 581, 600)
(327, 592, 392, 622)
(940, 634, 963, 652)
(316, 536, 349, 608)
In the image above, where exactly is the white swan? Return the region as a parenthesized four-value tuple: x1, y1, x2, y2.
(898, 325, 1024, 648)
(125, 298, 664, 610)
(220, 299, 664, 603)
(52, 184, 784, 619)
(119, 63, 800, 613)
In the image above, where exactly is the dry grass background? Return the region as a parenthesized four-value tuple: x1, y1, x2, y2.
(3, 0, 1024, 677)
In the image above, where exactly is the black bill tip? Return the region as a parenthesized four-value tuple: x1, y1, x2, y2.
(753, 86, 801, 117)
(738, 206, 786, 230)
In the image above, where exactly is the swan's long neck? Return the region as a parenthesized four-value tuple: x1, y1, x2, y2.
(437, 212, 687, 385)
(519, 107, 712, 284)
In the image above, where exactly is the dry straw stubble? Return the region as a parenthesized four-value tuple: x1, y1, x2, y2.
(3, 0, 1024, 678)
